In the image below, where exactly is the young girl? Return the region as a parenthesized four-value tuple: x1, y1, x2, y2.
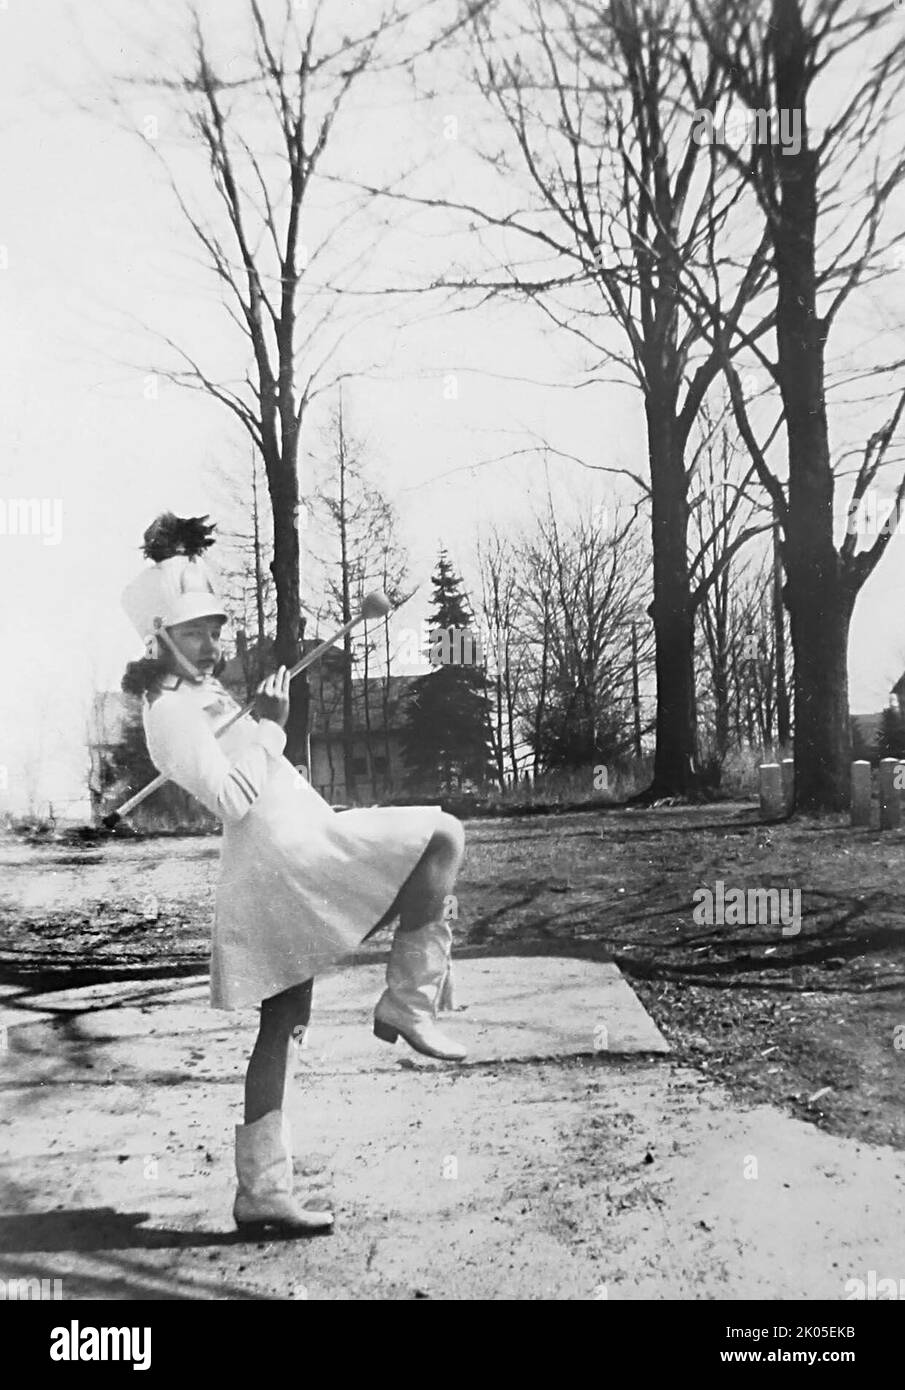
(121, 513, 466, 1236)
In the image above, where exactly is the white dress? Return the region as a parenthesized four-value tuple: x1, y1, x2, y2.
(143, 674, 443, 1010)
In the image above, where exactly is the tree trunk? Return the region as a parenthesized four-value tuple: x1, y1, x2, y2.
(383, 611, 393, 791)
(493, 663, 505, 786)
(236, 628, 253, 704)
(787, 568, 852, 810)
(533, 617, 549, 777)
(647, 398, 698, 796)
(771, 0, 848, 810)
(337, 400, 356, 800)
(731, 644, 741, 745)
(505, 654, 519, 783)
(251, 451, 267, 683)
(363, 618, 378, 800)
(713, 623, 730, 761)
(631, 621, 643, 759)
(266, 445, 308, 767)
(773, 515, 791, 745)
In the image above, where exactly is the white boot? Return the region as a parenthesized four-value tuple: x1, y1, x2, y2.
(233, 1110, 333, 1234)
(373, 919, 467, 1061)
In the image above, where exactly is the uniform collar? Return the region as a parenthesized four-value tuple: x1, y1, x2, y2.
(151, 672, 235, 704)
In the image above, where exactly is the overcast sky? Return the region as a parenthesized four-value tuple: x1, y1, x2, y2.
(1, 0, 904, 815)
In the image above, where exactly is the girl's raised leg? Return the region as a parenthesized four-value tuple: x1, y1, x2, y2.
(372, 813, 467, 1060)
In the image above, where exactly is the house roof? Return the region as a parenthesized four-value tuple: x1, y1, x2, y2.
(852, 712, 882, 747)
(220, 635, 416, 736)
(307, 672, 415, 737)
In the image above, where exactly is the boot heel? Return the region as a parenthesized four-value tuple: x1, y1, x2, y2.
(373, 1018, 398, 1044)
(234, 1217, 269, 1235)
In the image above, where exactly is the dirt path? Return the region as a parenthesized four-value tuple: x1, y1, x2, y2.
(2, 995, 903, 1300)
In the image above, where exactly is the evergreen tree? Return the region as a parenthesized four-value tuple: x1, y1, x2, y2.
(401, 552, 496, 793)
(97, 700, 215, 829)
(875, 704, 905, 762)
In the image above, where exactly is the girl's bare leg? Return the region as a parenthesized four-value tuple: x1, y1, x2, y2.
(242, 815, 466, 1106)
(370, 815, 466, 1058)
(370, 813, 465, 936)
(398, 815, 464, 930)
(244, 979, 312, 1124)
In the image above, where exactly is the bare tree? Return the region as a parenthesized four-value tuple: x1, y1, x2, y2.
(475, 528, 526, 784)
(208, 447, 277, 697)
(364, 0, 774, 795)
(511, 500, 653, 775)
(311, 394, 411, 800)
(689, 396, 770, 764)
(692, 0, 905, 809)
(361, 502, 411, 798)
(127, 0, 421, 761)
(726, 558, 782, 750)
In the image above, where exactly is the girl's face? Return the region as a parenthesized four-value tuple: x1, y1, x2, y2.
(164, 616, 223, 675)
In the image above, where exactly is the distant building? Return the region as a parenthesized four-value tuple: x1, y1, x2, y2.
(850, 682, 905, 761)
(220, 637, 415, 803)
(87, 688, 143, 820)
(891, 672, 905, 719)
(851, 711, 882, 758)
(87, 686, 215, 829)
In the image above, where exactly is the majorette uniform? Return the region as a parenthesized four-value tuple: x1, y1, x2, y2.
(143, 670, 445, 1009)
(120, 512, 450, 1012)
(120, 513, 465, 1236)
(120, 514, 464, 1053)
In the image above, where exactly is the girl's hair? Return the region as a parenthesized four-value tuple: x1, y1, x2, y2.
(121, 654, 229, 698)
(121, 657, 168, 699)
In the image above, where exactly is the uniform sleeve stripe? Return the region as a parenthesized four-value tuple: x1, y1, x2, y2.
(229, 771, 256, 804)
(235, 769, 258, 798)
(235, 770, 258, 799)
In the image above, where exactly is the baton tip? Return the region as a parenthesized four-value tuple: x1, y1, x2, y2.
(361, 590, 392, 621)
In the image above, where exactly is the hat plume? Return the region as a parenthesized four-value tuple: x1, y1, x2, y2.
(142, 512, 216, 563)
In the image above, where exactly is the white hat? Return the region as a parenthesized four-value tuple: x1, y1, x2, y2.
(121, 513, 227, 644)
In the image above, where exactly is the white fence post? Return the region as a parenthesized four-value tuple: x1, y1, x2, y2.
(759, 763, 784, 819)
(781, 757, 795, 812)
(879, 759, 901, 830)
(850, 761, 871, 827)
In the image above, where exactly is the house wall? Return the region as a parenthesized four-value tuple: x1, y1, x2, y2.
(308, 732, 407, 803)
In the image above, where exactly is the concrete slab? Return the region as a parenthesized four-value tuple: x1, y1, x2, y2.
(306, 957, 669, 1067)
(0, 957, 668, 1063)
